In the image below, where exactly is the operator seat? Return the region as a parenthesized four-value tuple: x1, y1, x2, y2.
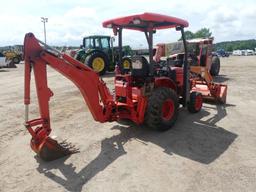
(131, 55, 149, 77)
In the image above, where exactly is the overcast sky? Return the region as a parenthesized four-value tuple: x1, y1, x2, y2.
(0, 0, 255, 48)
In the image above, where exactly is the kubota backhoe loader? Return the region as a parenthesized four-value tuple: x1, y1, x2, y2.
(24, 13, 205, 161)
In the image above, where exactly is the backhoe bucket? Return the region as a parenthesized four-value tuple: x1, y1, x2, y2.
(192, 82, 227, 104)
(30, 136, 79, 161)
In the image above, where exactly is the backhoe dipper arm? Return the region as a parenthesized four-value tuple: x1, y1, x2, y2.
(24, 33, 114, 160)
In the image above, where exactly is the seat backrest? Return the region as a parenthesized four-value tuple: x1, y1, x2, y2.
(131, 55, 149, 77)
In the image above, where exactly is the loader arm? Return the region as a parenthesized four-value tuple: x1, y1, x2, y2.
(24, 33, 115, 161)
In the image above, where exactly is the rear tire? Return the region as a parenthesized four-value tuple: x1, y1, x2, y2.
(86, 52, 108, 76)
(13, 57, 20, 64)
(188, 92, 203, 113)
(210, 56, 220, 76)
(145, 87, 179, 131)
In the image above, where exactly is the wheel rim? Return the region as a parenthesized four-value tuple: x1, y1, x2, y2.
(195, 94, 203, 111)
(92, 57, 105, 72)
(161, 99, 175, 121)
(13, 58, 18, 63)
(123, 59, 130, 69)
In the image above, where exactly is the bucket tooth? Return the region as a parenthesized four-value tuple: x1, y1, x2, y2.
(32, 137, 79, 161)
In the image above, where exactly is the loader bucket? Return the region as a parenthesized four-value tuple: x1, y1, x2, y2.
(192, 82, 227, 104)
(30, 136, 79, 161)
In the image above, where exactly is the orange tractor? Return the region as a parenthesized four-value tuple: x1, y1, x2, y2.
(23, 13, 226, 161)
(154, 38, 227, 103)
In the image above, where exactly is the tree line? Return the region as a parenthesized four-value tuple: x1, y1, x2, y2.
(214, 39, 256, 51)
(180, 28, 256, 51)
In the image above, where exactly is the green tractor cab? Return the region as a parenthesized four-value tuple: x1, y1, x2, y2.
(75, 35, 132, 75)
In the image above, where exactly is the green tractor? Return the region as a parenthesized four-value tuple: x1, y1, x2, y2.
(75, 35, 132, 75)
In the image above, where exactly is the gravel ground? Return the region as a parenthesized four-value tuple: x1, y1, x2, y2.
(0, 56, 256, 192)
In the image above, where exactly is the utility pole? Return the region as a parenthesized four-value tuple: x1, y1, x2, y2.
(41, 17, 48, 43)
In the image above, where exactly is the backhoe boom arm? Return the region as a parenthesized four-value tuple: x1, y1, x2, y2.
(24, 33, 114, 160)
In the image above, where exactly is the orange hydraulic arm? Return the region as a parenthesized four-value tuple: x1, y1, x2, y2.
(24, 33, 115, 160)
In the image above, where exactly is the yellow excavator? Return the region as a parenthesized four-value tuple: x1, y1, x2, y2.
(4, 48, 23, 64)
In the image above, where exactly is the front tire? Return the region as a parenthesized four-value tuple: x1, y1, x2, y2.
(188, 92, 203, 113)
(145, 87, 179, 131)
(120, 57, 131, 73)
(86, 52, 108, 76)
